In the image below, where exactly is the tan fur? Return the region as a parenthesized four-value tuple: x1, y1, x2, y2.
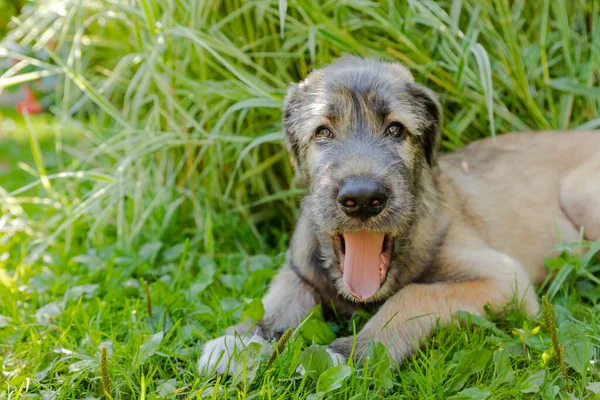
(560, 154, 600, 240)
(440, 131, 600, 282)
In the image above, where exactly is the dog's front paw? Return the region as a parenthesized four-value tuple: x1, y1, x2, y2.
(198, 334, 267, 376)
(328, 337, 354, 360)
(325, 348, 347, 366)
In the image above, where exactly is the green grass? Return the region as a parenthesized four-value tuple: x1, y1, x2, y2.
(1, 0, 600, 398)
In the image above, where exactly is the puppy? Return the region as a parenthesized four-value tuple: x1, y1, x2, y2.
(198, 56, 600, 374)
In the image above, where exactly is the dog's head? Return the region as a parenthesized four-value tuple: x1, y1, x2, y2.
(283, 55, 442, 303)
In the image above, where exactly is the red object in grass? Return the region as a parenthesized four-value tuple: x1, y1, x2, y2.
(16, 85, 44, 114)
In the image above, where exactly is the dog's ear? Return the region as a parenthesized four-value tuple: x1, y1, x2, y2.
(408, 84, 442, 167)
(282, 83, 307, 186)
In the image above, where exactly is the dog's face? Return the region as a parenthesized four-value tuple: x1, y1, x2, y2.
(283, 56, 441, 304)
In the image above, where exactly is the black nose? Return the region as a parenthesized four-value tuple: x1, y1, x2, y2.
(337, 178, 388, 218)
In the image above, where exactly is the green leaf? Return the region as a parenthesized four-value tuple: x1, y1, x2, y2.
(219, 274, 244, 292)
(553, 304, 574, 325)
(549, 78, 600, 99)
(580, 241, 600, 269)
(220, 297, 241, 312)
(190, 257, 216, 296)
(542, 384, 560, 399)
(316, 365, 352, 393)
(447, 349, 492, 393)
(300, 345, 334, 380)
(300, 318, 336, 345)
(248, 254, 273, 271)
(157, 379, 177, 397)
(586, 382, 600, 394)
(546, 263, 574, 300)
(448, 387, 491, 400)
(194, 303, 214, 314)
(35, 302, 62, 325)
(68, 359, 94, 373)
(558, 321, 592, 375)
(232, 342, 263, 387)
(278, 0, 287, 37)
(503, 342, 526, 358)
(241, 298, 265, 322)
(0, 70, 58, 90)
(366, 341, 394, 389)
(200, 386, 224, 398)
(575, 280, 600, 303)
(517, 370, 544, 393)
(299, 306, 336, 345)
(136, 332, 164, 367)
(456, 310, 509, 338)
(65, 284, 99, 301)
(471, 43, 495, 138)
(306, 394, 323, 400)
(543, 254, 570, 271)
(8, 375, 30, 386)
(139, 241, 162, 263)
(492, 349, 515, 384)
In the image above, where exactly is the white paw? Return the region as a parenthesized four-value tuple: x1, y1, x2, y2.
(296, 347, 347, 376)
(198, 334, 266, 376)
(326, 348, 347, 366)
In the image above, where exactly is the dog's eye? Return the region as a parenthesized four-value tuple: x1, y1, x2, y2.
(385, 122, 405, 137)
(314, 126, 334, 139)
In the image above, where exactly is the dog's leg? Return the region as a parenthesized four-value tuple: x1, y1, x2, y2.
(198, 266, 319, 375)
(560, 156, 600, 240)
(328, 246, 538, 364)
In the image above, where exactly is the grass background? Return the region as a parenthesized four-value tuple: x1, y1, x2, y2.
(1, 0, 599, 398)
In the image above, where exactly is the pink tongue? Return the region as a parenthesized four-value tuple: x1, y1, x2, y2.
(342, 231, 385, 301)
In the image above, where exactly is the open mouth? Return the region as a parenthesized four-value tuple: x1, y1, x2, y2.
(333, 231, 393, 302)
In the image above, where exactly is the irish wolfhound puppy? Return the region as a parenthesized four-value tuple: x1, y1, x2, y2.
(198, 55, 600, 374)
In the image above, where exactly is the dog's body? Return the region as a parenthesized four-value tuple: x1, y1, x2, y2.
(436, 131, 600, 285)
(198, 57, 600, 374)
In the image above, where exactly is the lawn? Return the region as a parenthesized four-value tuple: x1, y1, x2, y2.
(1, 0, 600, 399)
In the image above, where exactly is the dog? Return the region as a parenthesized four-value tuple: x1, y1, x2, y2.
(198, 55, 600, 374)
